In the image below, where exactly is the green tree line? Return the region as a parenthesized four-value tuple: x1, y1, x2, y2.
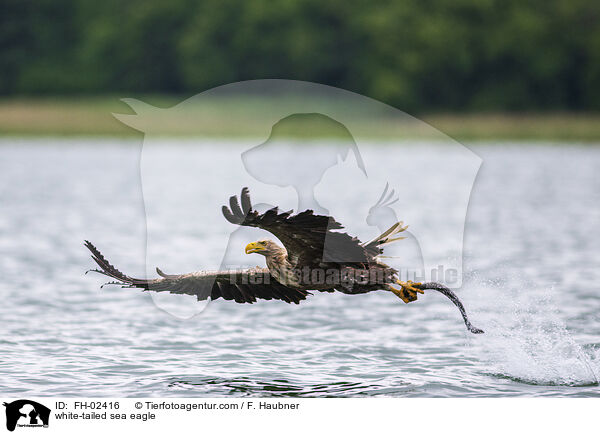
(1, 0, 599, 112)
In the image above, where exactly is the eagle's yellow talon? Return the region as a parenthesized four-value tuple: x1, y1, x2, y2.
(390, 280, 424, 303)
(389, 286, 415, 303)
(408, 280, 425, 294)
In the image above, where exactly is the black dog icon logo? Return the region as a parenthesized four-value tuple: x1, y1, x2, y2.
(3, 400, 50, 431)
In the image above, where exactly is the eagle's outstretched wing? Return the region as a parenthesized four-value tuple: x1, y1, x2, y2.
(222, 187, 379, 266)
(84, 241, 309, 304)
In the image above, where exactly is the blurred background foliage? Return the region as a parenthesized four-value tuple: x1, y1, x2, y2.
(1, 0, 599, 113)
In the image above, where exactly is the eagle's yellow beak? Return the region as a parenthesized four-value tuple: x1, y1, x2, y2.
(245, 242, 265, 254)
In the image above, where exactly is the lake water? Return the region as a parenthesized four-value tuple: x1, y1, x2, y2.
(0, 138, 599, 397)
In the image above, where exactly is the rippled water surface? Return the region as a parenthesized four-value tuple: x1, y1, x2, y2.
(1, 139, 599, 397)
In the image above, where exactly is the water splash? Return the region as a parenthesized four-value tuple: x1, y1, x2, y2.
(467, 274, 599, 387)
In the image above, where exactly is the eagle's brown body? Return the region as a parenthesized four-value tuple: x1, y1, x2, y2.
(221, 188, 403, 296)
(248, 239, 394, 294)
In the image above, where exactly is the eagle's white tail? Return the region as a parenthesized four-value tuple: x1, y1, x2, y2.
(362, 221, 408, 248)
